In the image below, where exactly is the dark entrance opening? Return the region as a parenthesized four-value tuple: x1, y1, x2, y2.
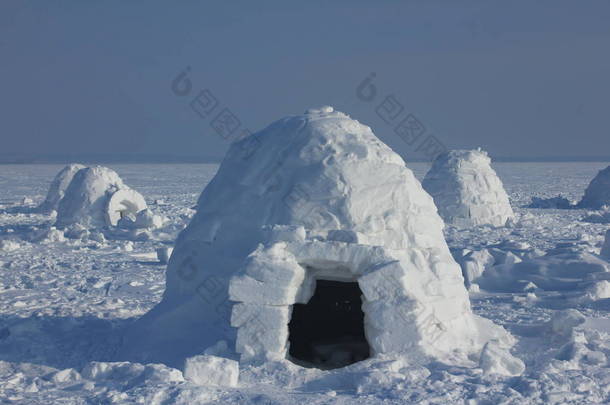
(288, 279, 370, 369)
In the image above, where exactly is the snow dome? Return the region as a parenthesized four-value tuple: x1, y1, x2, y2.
(55, 166, 148, 229)
(38, 163, 86, 213)
(422, 149, 514, 227)
(122, 107, 512, 369)
(578, 165, 610, 209)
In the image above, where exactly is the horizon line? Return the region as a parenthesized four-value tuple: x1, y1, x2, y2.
(1, 153, 610, 165)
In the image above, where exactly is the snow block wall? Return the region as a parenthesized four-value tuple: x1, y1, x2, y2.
(54, 166, 148, 229)
(422, 149, 514, 227)
(578, 165, 610, 209)
(38, 163, 86, 213)
(122, 107, 513, 368)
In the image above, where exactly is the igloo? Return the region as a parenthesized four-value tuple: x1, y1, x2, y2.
(578, 165, 610, 209)
(38, 163, 86, 213)
(55, 166, 148, 229)
(422, 149, 514, 227)
(122, 107, 513, 369)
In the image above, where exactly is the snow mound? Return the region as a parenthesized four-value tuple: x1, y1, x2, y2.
(122, 107, 513, 370)
(38, 164, 86, 213)
(578, 165, 610, 209)
(80, 361, 184, 389)
(55, 166, 148, 229)
(477, 251, 610, 292)
(422, 149, 515, 227)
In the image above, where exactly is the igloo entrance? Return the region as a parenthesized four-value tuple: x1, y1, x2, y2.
(288, 279, 370, 369)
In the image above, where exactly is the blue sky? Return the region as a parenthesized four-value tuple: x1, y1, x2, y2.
(1, 1, 609, 161)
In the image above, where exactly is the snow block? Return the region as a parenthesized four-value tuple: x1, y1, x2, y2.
(479, 340, 525, 376)
(458, 249, 495, 287)
(106, 188, 148, 227)
(183, 355, 238, 387)
(231, 304, 291, 359)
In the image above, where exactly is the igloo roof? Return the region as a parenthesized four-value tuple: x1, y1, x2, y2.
(122, 108, 512, 368)
(422, 149, 514, 227)
(187, 106, 442, 251)
(578, 165, 610, 209)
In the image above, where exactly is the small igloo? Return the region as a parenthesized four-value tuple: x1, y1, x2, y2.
(122, 107, 513, 369)
(578, 165, 610, 209)
(38, 163, 86, 213)
(55, 166, 148, 229)
(422, 149, 514, 227)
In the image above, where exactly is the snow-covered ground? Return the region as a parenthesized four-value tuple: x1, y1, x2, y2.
(1, 162, 610, 404)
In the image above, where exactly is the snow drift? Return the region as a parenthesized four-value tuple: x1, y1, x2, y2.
(37, 163, 86, 213)
(578, 165, 610, 209)
(476, 250, 610, 293)
(422, 149, 514, 227)
(122, 107, 514, 369)
(54, 166, 148, 229)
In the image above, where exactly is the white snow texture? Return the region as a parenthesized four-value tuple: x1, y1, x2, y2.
(422, 149, 515, 227)
(122, 107, 514, 368)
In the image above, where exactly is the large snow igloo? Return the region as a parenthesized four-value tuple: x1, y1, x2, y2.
(578, 165, 610, 209)
(422, 149, 514, 227)
(123, 107, 511, 369)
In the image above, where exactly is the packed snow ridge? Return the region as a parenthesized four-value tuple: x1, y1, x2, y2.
(422, 149, 515, 227)
(122, 106, 518, 373)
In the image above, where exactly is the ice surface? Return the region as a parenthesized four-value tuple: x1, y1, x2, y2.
(2, 161, 610, 404)
(422, 149, 515, 227)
